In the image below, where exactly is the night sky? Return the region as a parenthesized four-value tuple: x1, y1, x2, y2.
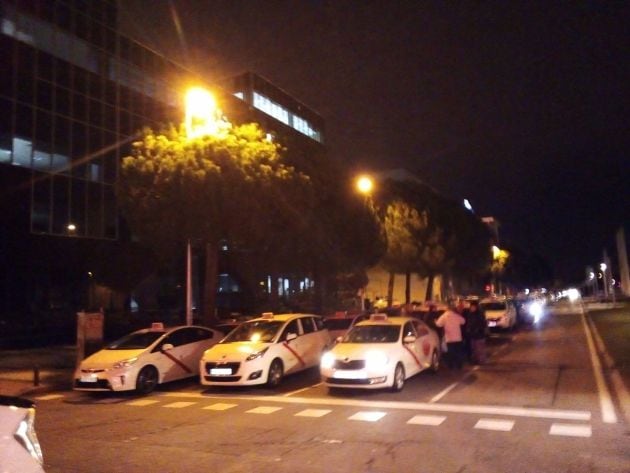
(120, 1, 629, 284)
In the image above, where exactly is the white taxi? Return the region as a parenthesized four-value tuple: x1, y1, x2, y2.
(320, 314, 440, 392)
(480, 297, 517, 330)
(200, 313, 330, 388)
(74, 324, 223, 394)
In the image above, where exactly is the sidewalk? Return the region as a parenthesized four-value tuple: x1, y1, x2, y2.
(0, 346, 76, 397)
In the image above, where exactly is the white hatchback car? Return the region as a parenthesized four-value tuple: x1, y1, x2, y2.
(480, 298, 518, 330)
(320, 314, 440, 392)
(74, 324, 223, 394)
(200, 313, 330, 388)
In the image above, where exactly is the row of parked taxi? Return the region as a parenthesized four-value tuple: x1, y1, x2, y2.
(73, 311, 442, 395)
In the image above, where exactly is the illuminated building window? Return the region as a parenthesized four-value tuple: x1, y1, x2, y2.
(253, 92, 289, 125)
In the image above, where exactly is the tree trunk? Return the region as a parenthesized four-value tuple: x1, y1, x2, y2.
(425, 274, 434, 302)
(405, 271, 411, 304)
(201, 241, 219, 327)
(387, 271, 395, 307)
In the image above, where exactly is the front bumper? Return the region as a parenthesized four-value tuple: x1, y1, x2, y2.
(200, 359, 267, 386)
(73, 367, 138, 392)
(320, 367, 389, 389)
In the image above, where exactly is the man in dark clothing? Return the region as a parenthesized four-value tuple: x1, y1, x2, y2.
(466, 300, 487, 365)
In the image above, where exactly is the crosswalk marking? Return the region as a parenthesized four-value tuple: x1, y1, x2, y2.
(247, 406, 282, 414)
(549, 423, 592, 438)
(474, 419, 514, 431)
(407, 414, 446, 426)
(163, 401, 197, 408)
(349, 411, 386, 422)
(127, 399, 159, 406)
(203, 402, 237, 411)
(295, 408, 332, 418)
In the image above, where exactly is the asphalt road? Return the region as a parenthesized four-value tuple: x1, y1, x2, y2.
(31, 304, 629, 473)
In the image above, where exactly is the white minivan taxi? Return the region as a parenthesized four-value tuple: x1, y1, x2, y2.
(200, 313, 330, 388)
(320, 314, 440, 392)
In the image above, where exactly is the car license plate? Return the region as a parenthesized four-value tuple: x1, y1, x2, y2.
(334, 369, 366, 379)
(488, 321, 497, 327)
(210, 368, 232, 376)
(80, 374, 97, 383)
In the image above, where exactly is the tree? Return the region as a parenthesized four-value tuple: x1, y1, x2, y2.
(118, 123, 311, 325)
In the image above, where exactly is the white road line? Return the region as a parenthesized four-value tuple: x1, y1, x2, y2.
(588, 314, 630, 424)
(127, 399, 159, 406)
(202, 402, 237, 411)
(580, 310, 617, 423)
(407, 414, 446, 426)
(429, 366, 480, 403)
(163, 401, 197, 408)
(160, 392, 591, 421)
(34, 394, 64, 401)
(549, 423, 592, 438)
(246, 406, 282, 414)
(474, 419, 514, 431)
(295, 408, 332, 418)
(349, 411, 386, 422)
(284, 383, 323, 397)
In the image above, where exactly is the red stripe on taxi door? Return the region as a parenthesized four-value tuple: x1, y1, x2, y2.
(403, 345, 422, 368)
(160, 348, 193, 373)
(282, 342, 306, 366)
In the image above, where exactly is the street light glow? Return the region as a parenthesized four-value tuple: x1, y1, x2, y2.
(356, 175, 374, 195)
(184, 87, 230, 138)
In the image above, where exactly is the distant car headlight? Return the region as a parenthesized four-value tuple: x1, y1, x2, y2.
(528, 302, 544, 322)
(321, 351, 335, 369)
(245, 347, 268, 362)
(365, 351, 389, 370)
(112, 357, 138, 369)
(15, 406, 44, 465)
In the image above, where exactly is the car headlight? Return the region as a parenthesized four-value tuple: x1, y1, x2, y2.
(15, 406, 44, 465)
(320, 351, 335, 369)
(112, 357, 138, 369)
(245, 347, 268, 362)
(365, 351, 389, 370)
(528, 302, 544, 322)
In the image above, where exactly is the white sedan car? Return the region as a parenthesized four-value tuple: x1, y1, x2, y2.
(200, 313, 330, 388)
(74, 324, 223, 394)
(480, 298, 518, 330)
(320, 314, 440, 392)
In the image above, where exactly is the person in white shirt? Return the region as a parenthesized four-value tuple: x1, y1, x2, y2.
(435, 304, 466, 369)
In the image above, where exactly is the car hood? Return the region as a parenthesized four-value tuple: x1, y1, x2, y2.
(485, 310, 507, 319)
(80, 349, 146, 369)
(330, 342, 398, 359)
(203, 341, 270, 361)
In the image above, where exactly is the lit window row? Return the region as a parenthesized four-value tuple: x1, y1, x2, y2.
(249, 92, 322, 143)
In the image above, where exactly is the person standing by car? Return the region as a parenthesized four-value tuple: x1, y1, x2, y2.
(466, 300, 487, 365)
(435, 303, 466, 369)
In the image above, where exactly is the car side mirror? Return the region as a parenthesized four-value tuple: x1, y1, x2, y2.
(403, 335, 416, 344)
(161, 343, 174, 351)
(285, 333, 297, 342)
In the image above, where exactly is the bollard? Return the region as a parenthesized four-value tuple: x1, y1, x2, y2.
(33, 365, 40, 386)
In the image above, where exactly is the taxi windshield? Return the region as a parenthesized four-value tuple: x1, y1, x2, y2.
(342, 325, 400, 343)
(107, 331, 165, 349)
(482, 302, 507, 311)
(221, 320, 283, 343)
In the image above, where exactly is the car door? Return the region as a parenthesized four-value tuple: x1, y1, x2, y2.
(401, 321, 423, 377)
(277, 319, 307, 374)
(413, 320, 434, 368)
(152, 329, 196, 382)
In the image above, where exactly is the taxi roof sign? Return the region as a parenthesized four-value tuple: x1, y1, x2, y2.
(150, 322, 165, 330)
(261, 312, 274, 319)
(369, 313, 389, 322)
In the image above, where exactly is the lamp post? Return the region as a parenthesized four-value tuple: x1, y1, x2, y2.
(355, 174, 374, 310)
(183, 86, 229, 325)
(600, 262, 608, 300)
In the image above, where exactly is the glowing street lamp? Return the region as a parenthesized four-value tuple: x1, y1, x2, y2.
(184, 87, 230, 139)
(356, 175, 374, 195)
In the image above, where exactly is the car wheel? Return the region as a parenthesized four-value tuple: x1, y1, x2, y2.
(430, 349, 440, 373)
(266, 359, 284, 388)
(391, 363, 405, 392)
(136, 366, 159, 394)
